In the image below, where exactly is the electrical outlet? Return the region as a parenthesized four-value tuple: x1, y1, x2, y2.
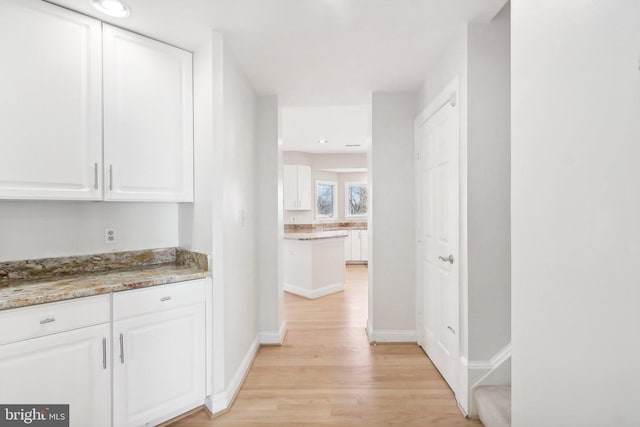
(104, 228, 117, 244)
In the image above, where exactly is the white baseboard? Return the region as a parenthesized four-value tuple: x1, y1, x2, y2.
(284, 282, 344, 299)
(207, 392, 228, 414)
(369, 329, 417, 343)
(259, 320, 287, 345)
(207, 334, 260, 415)
(462, 343, 512, 416)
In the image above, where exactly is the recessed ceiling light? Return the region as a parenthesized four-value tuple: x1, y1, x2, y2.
(317, 139, 328, 144)
(91, 0, 130, 17)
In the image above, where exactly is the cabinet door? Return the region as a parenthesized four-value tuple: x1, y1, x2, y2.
(103, 24, 193, 202)
(297, 165, 312, 210)
(344, 231, 352, 262)
(0, 323, 111, 427)
(351, 230, 362, 261)
(113, 304, 205, 427)
(360, 230, 369, 262)
(283, 165, 299, 210)
(0, 0, 102, 200)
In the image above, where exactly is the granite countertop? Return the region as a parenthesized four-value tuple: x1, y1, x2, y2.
(0, 248, 210, 311)
(284, 230, 349, 240)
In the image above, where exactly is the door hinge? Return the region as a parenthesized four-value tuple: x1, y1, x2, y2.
(416, 152, 421, 160)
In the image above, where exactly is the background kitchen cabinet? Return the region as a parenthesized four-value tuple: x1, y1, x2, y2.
(0, 0, 103, 200)
(344, 229, 368, 263)
(0, 295, 111, 427)
(283, 165, 312, 210)
(103, 24, 194, 202)
(113, 281, 205, 427)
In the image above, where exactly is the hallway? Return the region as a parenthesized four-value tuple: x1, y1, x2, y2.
(173, 265, 479, 426)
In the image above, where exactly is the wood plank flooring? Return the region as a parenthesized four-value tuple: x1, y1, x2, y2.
(172, 265, 480, 426)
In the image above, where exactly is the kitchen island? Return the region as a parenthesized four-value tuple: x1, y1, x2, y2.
(283, 230, 348, 299)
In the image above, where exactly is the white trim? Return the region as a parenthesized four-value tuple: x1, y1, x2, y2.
(314, 179, 338, 220)
(369, 329, 417, 343)
(344, 181, 368, 219)
(458, 343, 512, 416)
(259, 320, 287, 345)
(284, 282, 344, 299)
(208, 392, 228, 414)
(226, 334, 260, 404)
(207, 334, 260, 415)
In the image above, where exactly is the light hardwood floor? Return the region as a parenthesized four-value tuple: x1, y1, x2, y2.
(172, 265, 480, 426)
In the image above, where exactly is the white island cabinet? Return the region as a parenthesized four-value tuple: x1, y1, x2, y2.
(283, 231, 348, 299)
(103, 24, 194, 202)
(113, 280, 206, 427)
(0, 295, 111, 427)
(0, 0, 103, 200)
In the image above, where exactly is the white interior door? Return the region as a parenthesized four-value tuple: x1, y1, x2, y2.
(416, 96, 459, 392)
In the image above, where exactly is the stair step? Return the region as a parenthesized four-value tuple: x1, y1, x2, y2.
(474, 385, 511, 427)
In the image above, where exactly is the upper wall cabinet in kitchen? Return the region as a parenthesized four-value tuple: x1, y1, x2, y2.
(0, 0, 103, 200)
(283, 165, 312, 211)
(103, 25, 194, 202)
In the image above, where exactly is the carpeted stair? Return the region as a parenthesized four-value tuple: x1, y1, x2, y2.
(474, 385, 511, 427)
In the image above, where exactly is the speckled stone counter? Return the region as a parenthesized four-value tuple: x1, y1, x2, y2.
(0, 248, 210, 311)
(284, 222, 367, 233)
(283, 230, 349, 240)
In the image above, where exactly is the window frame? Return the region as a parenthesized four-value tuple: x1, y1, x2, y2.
(344, 181, 368, 219)
(315, 180, 338, 220)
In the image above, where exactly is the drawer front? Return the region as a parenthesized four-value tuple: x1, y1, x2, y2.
(113, 279, 205, 321)
(0, 294, 110, 345)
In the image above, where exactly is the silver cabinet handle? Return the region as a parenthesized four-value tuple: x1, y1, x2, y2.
(448, 326, 456, 334)
(94, 163, 98, 190)
(438, 255, 454, 264)
(119, 333, 124, 364)
(39, 317, 55, 325)
(109, 165, 113, 191)
(160, 296, 171, 302)
(102, 338, 107, 369)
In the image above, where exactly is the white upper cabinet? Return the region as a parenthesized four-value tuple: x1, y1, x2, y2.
(0, 0, 103, 200)
(103, 25, 194, 202)
(283, 165, 311, 210)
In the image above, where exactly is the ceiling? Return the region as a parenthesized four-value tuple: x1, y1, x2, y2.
(281, 105, 369, 153)
(49, 0, 508, 106)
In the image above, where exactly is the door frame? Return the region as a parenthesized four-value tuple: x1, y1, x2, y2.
(414, 77, 461, 393)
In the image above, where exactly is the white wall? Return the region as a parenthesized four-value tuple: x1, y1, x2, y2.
(467, 2, 511, 363)
(220, 40, 259, 393)
(0, 201, 178, 262)
(179, 31, 265, 411)
(179, 35, 215, 255)
(512, 2, 640, 426)
(257, 95, 284, 341)
(370, 92, 416, 340)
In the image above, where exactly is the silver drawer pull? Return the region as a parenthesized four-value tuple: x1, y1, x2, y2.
(40, 317, 55, 325)
(119, 333, 125, 364)
(160, 296, 171, 302)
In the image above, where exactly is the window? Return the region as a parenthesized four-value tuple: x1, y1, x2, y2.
(315, 180, 337, 219)
(345, 182, 367, 218)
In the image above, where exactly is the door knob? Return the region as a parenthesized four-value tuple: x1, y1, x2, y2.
(438, 255, 454, 264)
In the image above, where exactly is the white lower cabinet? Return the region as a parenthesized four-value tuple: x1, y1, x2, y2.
(0, 297, 111, 427)
(0, 280, 206, 427)
(113, 280, 206, 427)
(344, 229, 369, 263)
